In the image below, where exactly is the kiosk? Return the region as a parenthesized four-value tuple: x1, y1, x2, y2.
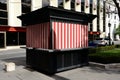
(18, 6, 96, 74)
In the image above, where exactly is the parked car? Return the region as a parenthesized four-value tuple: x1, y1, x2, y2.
(93, 38, 114, 46)
(88, 41, 98, 47)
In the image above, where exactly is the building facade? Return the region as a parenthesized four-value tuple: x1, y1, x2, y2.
(105, 0, 120, 40)
(0, 0, 29, 48)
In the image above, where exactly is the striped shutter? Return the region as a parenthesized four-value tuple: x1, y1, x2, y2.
(52, 21, 88, 49)
(26, 22, 50, 49)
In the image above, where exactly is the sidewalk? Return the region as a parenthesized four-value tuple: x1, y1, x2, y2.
(0, 66, 120, 80)
(0, 49, 120, 80)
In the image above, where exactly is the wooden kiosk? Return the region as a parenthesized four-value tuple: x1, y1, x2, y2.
(18, 6, 96, 74)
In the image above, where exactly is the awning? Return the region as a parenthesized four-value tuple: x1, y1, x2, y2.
(0, 26, 26, 32)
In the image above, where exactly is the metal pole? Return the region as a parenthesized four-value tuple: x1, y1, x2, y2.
(109, 26, 111, 45)
(108, 23, 111, 45)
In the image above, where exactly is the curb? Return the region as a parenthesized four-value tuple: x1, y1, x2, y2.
(89, 62, 120, 71)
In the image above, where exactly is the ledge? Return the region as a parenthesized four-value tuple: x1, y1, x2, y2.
(89, 62, 120, 71)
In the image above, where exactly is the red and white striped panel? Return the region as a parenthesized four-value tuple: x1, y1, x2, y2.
(26, 22, 50, 49)
(52, 21, 88, 49)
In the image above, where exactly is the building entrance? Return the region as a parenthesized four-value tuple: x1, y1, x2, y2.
(0, 32, 6, 48)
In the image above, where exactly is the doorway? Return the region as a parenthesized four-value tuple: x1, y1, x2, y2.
(0, 32, 6, 48)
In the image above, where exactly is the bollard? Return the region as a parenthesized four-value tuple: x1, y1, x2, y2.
(5, 62, 15, 72)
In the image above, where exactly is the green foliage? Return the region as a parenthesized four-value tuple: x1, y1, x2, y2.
(89, 49, 120, 64)
(115, 45, 120, 48)
(89, 45, 115, 54)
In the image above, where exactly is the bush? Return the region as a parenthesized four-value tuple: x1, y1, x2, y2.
(89, 49, 120, 64)
(89, 45, 115, 54)
(115, 45, 120, 48)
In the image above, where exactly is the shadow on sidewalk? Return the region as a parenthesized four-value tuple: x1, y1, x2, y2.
(51, 75, 70, 80)
(2, 57, 26, 66)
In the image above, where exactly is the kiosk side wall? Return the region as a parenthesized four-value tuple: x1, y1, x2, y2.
(26, 22, 50, 48)
(52, 21, 88, 49)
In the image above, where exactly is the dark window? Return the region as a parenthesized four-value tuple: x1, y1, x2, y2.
(6, 32, 18, 46)
(19, 32, 26, 45)
(81, 2, 84, 12)
(0, 11, 7, 17)
(90, 22, 93, 31)
(0, 2, 8, 25)
(108, 5, 111, 18)
(114, 14, 116, 19)
(114, 24, 116, 28)
(6, 32, 26, 46)
(0, 2, 7, 10)
(0, 33, 5, 48)
(0, 19, 8, 25)
(90, 0, 93, 13)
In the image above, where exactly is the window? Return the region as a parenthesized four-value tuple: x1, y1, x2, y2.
(114, 14, 116, 19)
(90, 22, 93, 31)
(108, 13, 110, 18)
(90, 0, 92, 13)
(114, 24, 116, 29)
(81, 2, 84, 12)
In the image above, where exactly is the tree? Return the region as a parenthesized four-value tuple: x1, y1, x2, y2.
(115, 24, 120, 35)
(112, 0, 120, 18)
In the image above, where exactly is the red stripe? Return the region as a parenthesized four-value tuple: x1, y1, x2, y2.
(79, 24, 81, 48)
(59, 22, 61, 49)
(57, 22, 59, 49)
(81, 25, 82, 48)
(78, 24, 80, 48)
(83, 25, 85, 47)
(52, 22, 54, 49)
(76, 24, 79, 48)
(86, 25, 88, 47)
(70, 23, 72, 48)
(54, 22, 56, 49)
(60, 22, 62, 49)
(75, 24, 77, 48)
(72, 24, 74, 48)
(68, 23, 70, 48)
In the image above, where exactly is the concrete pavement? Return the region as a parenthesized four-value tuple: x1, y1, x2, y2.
(0, 66, 120, 80)
(0, 48, 120, 80)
